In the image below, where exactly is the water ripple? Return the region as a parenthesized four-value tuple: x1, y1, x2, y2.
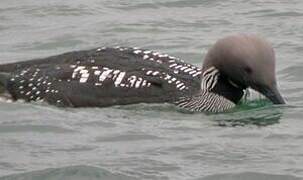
(0, 165, 137, 180)
(197, 172, 301, 180)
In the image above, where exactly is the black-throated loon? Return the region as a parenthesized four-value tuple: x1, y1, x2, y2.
(0, 34, 285, 112)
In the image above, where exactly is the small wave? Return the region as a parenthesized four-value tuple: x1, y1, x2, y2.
(279, 65, 303, 82)
(17, 36, 85, 51)
(0, 125, 75, 134)
(110, 0, 220, 10)
(95, 133, 161, 142)
(22, 5, 96, 17)
(196, 172, 301, 180)
(253, 11, 303, 18)
(0, 165, 137, 180)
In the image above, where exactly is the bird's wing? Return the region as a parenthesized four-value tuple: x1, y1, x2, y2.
(1, 47, 201, 107)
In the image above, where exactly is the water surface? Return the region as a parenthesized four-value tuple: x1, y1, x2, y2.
(0, 0, 303, 179)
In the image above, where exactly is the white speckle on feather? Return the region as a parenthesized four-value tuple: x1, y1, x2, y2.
(189, 70, 196, 74)
(192, 71, 202, 77)
(134, 50, 142, 54)
(94, 70, 101, 75)
(128, 76, 137, 87)
(146, 71, 153, 75)
(80, 69, 88, 74)
(169, 64, 177, 68)
(114, 72, 126, 87)
(179, 86, 186, 90)
(80, 77, 88, 83)
(99, 69, 113, 82)
(152, 71, 159, 76)
(92, 66, 98, 70)
(135, 78, 143, 88)
(142, 80, 147, 87)
(177, 83, 184, 88)
(143, 55, 149, 60)
(113, 70, 120, 75)
(81, 73, 90, 78)
(184, 68, 192, 73)
(180, 66, 187, 71)
(164, 74, 171, 80)
(175, 65, 183, 69)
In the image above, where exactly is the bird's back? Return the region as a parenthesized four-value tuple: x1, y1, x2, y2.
(0, 47, 201, 107)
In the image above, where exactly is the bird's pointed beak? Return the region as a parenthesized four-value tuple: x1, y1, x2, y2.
(254, 84, 285, 104)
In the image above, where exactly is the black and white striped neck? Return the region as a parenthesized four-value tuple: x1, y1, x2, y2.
(174, 66, 244, 113)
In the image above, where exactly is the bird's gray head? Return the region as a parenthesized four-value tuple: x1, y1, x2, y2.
(202, 34, 285, 105)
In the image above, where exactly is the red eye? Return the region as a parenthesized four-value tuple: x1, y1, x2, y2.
(244, 66, 252, 74)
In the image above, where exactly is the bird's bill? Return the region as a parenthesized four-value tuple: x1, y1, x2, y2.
(254, 84, 285, 104)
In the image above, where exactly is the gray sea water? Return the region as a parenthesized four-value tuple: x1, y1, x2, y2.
(0, 0, 303, 180)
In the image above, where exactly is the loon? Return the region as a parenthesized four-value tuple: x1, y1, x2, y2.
(0, 34, 285, 112)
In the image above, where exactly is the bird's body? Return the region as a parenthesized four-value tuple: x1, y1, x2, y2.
(0, 34, 285, 112)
